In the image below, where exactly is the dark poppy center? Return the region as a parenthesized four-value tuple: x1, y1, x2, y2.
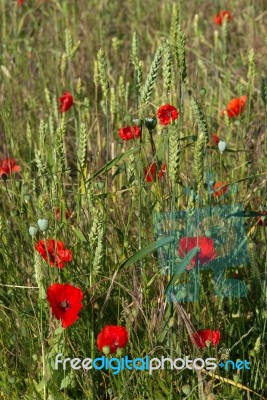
(59, 300, 71, 311)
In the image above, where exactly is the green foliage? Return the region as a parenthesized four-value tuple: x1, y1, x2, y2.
(0, 1, 266, 399)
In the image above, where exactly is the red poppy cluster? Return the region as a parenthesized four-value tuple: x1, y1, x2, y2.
(213, 181, 228, 198)
(144, 162, 167, 183)
(118, 126, 141, 141)
(178, 236, 217, 270)
(221, 96, 247, 118)
(58, 92, 73, 112)
(118, 104, 179, 141)
(55, 208, 72, 221)
(257, 211, 267, 226)
(97, 325, 129, 354)
(208, 134, 220, 147)
(35, 239, 83, 327)
(213, 11, 248, 120)
(213, 10, 232, 25)
(47, 283, 83, 328)
(157, 104, 179, 125)
(0, 158, 21, 178)
(35, 239, 72, 269)
(192, 329, 221, 348)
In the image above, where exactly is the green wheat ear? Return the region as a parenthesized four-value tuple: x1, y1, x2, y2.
(163, 42, 172, 99)
(65, 28, 73, 61)
(34, 252, 46, 300)
(88, 208, 103, 249)
(78, 122, 87, 171)
(248, 48, 256, 91)
(170, 4, 179, 46)
(176, 25, 187, 84)
(35, 149, 49, 188)
(92, 225, 105, 277)
(135, 61, 143, 99)
(0, 216, 3, 236)
(192, 97, 209, 146)
(168, 124, 181, 186)
(110, 87, 117, 124)
(141, 45, 163, 106)
(131, 31, 139, 63)
(97, 48, 110, 98)
(55, 116, 67, 173)
(261, 77, 267, 106)
(194, 131, 206, 192)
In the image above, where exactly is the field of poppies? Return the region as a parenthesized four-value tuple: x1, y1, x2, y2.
(0, 0, 267, 399)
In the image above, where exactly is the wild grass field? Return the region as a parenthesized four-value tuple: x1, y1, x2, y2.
(0, 0, 267, 399)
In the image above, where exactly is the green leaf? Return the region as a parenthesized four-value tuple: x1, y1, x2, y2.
(180, 135, 197, 141)
(165, 247, 199, 294)
(226, 210, 265, 218)
(119, 236, 175, 270)
(55, 326, 64, 335)
(60, 370, 74, 390)
(72, 227, 87, 242)
(209, 148, 251, 153)
(86, 147, 138, 183)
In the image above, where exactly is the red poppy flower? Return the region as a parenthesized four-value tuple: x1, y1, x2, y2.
(157, 104, 179, 125)
(47, 283, 83, 328)
(221, 96, 247, 118)
(213, 181, 228, 197)
(192, 329, 221, 348)
(118, 126, 141, 141)
(97, 325, 129, 354)
(55, 208, 71, 221)
(144, 162, 167, 182)
(208, 134, 220, 147)
(17, 0, 24, 6)
(0, 158, 21, 178)
(213, 10, 232, 25)
(35, 239, 72, 268)
(158, 162, 167, 179)
(257, 211, 267, 226)
(58, 92, 73, 112)
(178, 236, 217, 270)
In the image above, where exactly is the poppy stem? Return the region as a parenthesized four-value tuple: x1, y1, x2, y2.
(149, 129, 157, 159)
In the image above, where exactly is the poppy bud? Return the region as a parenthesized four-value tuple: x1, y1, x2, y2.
(218, 140, 227, 153)
(145, 116, 157, 131)
(102, 346, 110, 355)
(132, 117, 143, 127)
(181, 385, 191, 395)
(233, 374, 240, 383)
(37, 218, 49, 232)
(116, 347, 124, 356)
(24, 194, 31, 203)
(29, 226, 38, 236)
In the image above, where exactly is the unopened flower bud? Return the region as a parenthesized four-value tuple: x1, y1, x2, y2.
(233, 374, 240, 383)
(218, 140, 227, 153)
(145, 116, 157, 131)
(37, 218, 49, 232)
(24, 194, 31, 203)
(102, 345, 110, 355)
(181, 384, 191, 395)
(116, 347, 124, 356)
(29, 226, 38, 236)
(132, 117, 142, 127)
